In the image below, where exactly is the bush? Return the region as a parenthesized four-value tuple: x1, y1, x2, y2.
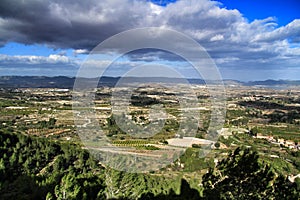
(192, 144, 201, 148)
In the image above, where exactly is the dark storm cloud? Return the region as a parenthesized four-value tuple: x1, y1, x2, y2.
(0, 0, 153, 49)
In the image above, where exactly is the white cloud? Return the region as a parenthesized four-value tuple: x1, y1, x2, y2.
(150, 2, 163, 15)
(215, 57, 239, 64)
(0, 0, 299, 79)
(210, 34, 224, 42)
(73, 49, 89, 56)
(253, 19, 300, 42)
(0, 54, 71, 65)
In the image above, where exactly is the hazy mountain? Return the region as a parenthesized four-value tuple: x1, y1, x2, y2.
(0, 76, 299, 88)
(245, 79, 300, 86)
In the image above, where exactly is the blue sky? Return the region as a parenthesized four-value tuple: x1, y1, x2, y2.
(0, 0, 299, 81)
(218, 0, 300, 26)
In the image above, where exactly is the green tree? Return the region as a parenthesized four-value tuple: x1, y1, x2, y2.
(54, 173, 82, 200)
(214, 142, 220, 148)
(48, 117, 57, 128)
(249, 127, 259, 137)
(202, 147, 299, 199)
(46, 192, 54, 200)
(273, 175, 299, 199)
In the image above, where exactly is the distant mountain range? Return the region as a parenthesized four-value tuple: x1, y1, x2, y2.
(0, 76, 299, 89)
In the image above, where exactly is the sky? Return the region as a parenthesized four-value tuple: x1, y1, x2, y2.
(0, 0, 299, 81)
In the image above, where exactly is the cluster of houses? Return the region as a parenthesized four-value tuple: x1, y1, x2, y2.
(254, 135, 300, 150)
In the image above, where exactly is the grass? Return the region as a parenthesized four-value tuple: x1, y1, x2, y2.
(257, 124, 300, 140)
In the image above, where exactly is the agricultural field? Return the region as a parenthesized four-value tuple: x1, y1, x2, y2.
(0, 84, 299, 199)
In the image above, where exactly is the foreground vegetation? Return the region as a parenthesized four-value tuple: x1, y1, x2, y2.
(0, 129, 299, 199)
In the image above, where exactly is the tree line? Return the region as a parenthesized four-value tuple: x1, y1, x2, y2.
(0, 130, 299, 199)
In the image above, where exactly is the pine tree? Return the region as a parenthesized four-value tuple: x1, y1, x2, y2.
(202, 147, 299, 199)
